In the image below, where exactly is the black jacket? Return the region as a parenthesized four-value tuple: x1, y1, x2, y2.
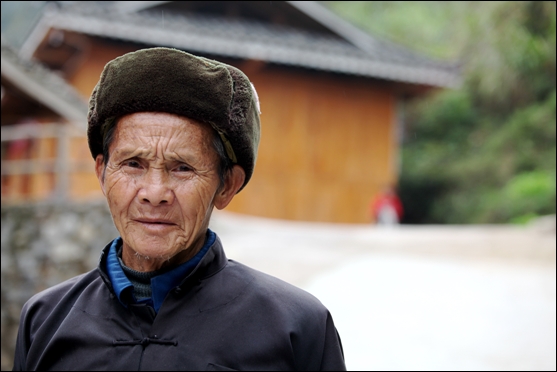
(13, 234, 346, 371)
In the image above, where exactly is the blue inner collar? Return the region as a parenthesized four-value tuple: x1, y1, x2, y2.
(106, 229, 215, 312)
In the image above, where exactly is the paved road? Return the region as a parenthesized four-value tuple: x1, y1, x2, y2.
(210, 211, 556, 371)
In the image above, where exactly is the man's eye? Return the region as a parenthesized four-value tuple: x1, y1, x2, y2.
(125, 160, 141, 168)
(176, 164, 192, 172)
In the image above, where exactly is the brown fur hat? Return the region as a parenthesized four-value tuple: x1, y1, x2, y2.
(87, 47, 261, 191)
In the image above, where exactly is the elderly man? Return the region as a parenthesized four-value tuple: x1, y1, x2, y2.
(13, 48, 346, 371)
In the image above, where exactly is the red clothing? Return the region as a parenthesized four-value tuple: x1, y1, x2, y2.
(370, 193, 404, 221)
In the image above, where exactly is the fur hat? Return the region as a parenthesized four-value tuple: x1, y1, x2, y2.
(87, 47, 261, 191)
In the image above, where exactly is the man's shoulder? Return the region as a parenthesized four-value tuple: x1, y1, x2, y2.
(220, 260, 327, 315)
(22, 269, 101, 316)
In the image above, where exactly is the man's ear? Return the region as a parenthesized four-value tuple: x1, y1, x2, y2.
(214, 165, 245, 210)
(94, 154, 106, 196)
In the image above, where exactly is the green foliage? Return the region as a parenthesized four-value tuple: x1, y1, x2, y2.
(327, 1, 556, 223)
(504, 171, 556, 215)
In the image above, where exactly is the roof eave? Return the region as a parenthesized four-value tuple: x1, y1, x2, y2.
(112, 1, 172, 14)
(1, 54, 88, 127)
(287, 1, 381, 53)
(20, 5, 461, 89)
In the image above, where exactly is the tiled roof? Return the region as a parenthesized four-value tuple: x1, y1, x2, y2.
(22, 1, 460, 88)
(1, 37, 88, 127)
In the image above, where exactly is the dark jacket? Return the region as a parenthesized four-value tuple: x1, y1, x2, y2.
(13, 234, 346, 371)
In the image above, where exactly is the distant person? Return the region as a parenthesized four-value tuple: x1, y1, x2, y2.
(370, 186, 404, 225)
(13, 48, 346, 371)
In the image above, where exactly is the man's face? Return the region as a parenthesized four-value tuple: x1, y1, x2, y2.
(95, 112, 224, 271)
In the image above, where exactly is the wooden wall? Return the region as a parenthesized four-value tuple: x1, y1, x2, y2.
(227, 65, 398, 223)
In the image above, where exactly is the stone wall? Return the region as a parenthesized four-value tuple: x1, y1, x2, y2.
(1, 201, 119, 371)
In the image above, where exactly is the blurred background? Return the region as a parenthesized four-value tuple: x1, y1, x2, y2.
(1, 1, 555, 370)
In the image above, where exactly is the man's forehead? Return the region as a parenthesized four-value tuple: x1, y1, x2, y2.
(110, 113, 215, 156)
(111, 142, 211, 164)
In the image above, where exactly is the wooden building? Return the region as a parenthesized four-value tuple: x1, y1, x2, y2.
(1, 38, 90, 202)
(7, 1, 459, 223)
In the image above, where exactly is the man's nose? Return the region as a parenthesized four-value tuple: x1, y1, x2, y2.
(137, 169, 175, 206)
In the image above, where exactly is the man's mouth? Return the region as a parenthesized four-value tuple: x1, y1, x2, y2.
(135, 219, 176, 225)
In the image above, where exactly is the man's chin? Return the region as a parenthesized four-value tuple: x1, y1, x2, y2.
(136, 249, 174, 261)
(125, 235, 178, 261)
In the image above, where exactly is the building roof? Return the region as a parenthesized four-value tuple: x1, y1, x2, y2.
(20, 1, 460, 88)
(1, 37, 88, 127)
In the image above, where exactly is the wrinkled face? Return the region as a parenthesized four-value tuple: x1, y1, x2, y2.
(95, 112, 224, 271)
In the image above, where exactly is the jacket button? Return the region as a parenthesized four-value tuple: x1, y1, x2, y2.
(174, 288, 182, 294)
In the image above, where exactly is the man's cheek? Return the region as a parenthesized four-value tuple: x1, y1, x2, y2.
(105, 172, 134, 198)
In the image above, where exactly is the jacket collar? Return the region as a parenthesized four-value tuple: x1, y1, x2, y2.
(97, 230, 228, 298)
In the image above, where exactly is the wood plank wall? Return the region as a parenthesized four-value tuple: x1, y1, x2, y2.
(226, 66, 398, 223)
